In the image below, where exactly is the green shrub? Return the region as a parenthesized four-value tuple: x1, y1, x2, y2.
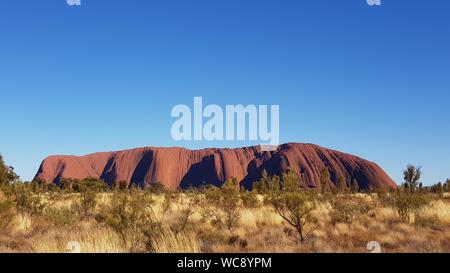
(172, 192, 199, 234)
(0, 200, 15, 231)
(66, 177, 109, 193)
(113, 180, 129, 191)
(0, 154, 8, 186)
(72, 191, 97, 218)
(350, 179, 360, 194)
(0, 154, 20, 186)
(414, 214, 443, 230)
(201, 178, 241, 230)
(44, 207, 78, 227)
(83, 177, 109, 192)
(240, 190, 261, 208)
(15, 187, 46, 215)
(258, 169, 318, 243)
(30, 178, 58, 193)
(329, 197, 372, 224)
(97, 192, 161, 252)
(60, 178, 76, 192)
(381, 190, 431, 223)
(143, 182, 167, 193)
(337, 176, 349, 194)
(320, 168, 332, 194)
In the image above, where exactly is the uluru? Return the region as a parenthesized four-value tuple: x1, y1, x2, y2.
(34, 143, 397, 191)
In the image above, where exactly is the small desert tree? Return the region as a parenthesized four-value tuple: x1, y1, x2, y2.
(254, 170, 275, 193)
(258, 169, 317, 243)
(338, 176, 348, 194)
(381, 189, 431, 223)
(403, 164, 422, 193)
(201, 177, 241, 230)
(0, 200, 15, 231)
(443, 180, 449, 192)
(329, 196, 372, 224)
(79, 177, 109, 192)
(218, 178, 241, 230)
(97, 192, 161, 252)
(60, 178, 76, 192)
(0, 154, 20, 187)
(0, 154, 8, 186)
(418, 182, 423, 193)
(173, 188, 200, 234)
(14, 184, 46, 216)
(351, 179, 359, 194)
(320, 168, 332, 194)
(72, 190, 97, 218)
(240, 189, 261, 208)
(113, 180, 129, 191)
(435, 182, 444, 196)
(70, 178, 106, 218)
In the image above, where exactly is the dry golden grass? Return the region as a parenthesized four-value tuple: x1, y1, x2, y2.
(0, 192, 449, 253)
(150, 230, 200, 253)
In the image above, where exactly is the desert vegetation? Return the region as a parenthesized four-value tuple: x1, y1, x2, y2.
(0, 155, 449, 253)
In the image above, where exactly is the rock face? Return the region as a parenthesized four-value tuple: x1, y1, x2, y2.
(34, 143, 397, 190)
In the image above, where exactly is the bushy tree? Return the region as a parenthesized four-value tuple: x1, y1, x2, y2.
(258, 169, 317, 243)
(173, 188, 200, 234)
(14, 185, 46, 215)
(435, 182, 443, 196)
(0, 154, 8, 186)
(351, 179, 360, 194)
(97, 192, 160, 252)
(0, 154, 20, 186)
(329, 197, 371, 224)
(60, 178, 76, 192)
(429, 182, 445, 195)
(403, 164, 422, 192)
(144, 182, 167, 193)
(72, 190, 97, 218)
(43, 207, 78, 227)
(0, 200, 15, 231)
(30, 178, 59, 193)
(254, 170, 278, 193)
(113, 180, 129, 191)
(444, 180, 449, 192)
(240, 189, 261, 208)
(381, 190, 431, 223)
(61, 177, 108, 192)
(338, 176, 348, 194)
(201, 178, 241, 230)
(320, 168, 332, 194)
(82, 177, 109, 192)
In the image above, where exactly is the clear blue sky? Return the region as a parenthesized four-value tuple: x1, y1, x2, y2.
(0, 0, 449, 185)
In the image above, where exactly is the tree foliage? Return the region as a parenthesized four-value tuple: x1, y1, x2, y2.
(351, 179, 360, 194)
(403, 164, 422, 192)
(257, 169, 317, 243)
(381, 190, 431, 222)
(201, 177, 241, 230)
(0, 154, 20, 186)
